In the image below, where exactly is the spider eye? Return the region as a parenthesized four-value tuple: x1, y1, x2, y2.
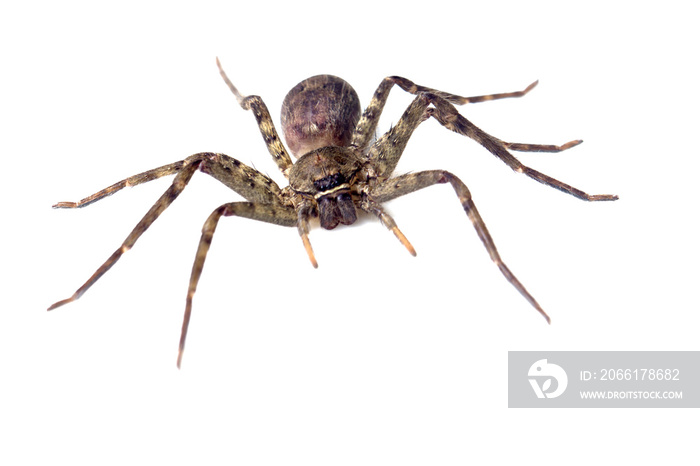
(313, 172, 346, 192)
(317, 191, 357, 230)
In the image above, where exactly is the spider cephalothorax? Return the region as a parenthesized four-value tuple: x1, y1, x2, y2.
(289, 146, 363, 230)
(48, 58, 617, 367)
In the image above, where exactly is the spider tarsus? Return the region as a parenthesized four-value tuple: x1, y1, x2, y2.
(216, 57, 245, 105)
(301, 234, 319, 268)
(177, 298, 193, 369)
(560, 139, 583, 150)
(47, 296, 74, 311)
(519, 288, 550, 324)
(590, 193, 619, 201)
(392, 227, 416, 256)
(524, 80, 539, 93)
(541, 310, 552, 325)
(52, 201, 76, 208)
(504, 139, 583, 153)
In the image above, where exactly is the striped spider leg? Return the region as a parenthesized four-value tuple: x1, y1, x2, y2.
(47, 152, 300, 367)
(355, 75, 617, 201)
(353, 80, 617, 321)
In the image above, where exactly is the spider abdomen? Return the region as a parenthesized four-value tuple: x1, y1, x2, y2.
(281, 75, 361, 157)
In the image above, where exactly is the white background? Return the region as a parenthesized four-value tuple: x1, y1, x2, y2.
(1, 1, 697, 464)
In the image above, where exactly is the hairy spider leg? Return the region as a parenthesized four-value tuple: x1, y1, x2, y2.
(351, 76, 539, 153)
(423, 93, 618, 201)
(178, 201, 296, 368)
(360, 195, 416, 256)
(295, 199, 318, 268)
(51, 161, 186, 209)
(354, 74, 617, 201)
(389, 76, 539, 105)
(355, 94, 435, 252)
(47, 159, 201, 311)
(363, 94, 549, 321)
(370, 170, 550, 323)
(48, 153, 288, 311)
(217, 57, 294, 177)
(367, 93, 432, 178)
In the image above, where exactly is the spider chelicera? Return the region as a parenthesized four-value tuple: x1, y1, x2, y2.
(48, 58, 618, 367)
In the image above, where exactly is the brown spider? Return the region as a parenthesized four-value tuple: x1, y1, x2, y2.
(48, 58, 618, 367)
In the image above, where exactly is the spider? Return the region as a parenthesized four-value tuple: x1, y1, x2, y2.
(48, 58, 618, 367)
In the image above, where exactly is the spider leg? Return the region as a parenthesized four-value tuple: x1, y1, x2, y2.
(52, 160, 186, 208)
(295, 199, 318, 268)
(351, 76, 537, 152)
(177, 201, 296, 368)
(389, 76, 539, 105)
(47, 158, 202, 310)
(360, 195, 416, 256)
(48, 153, 287, 310)
(216, 57, 294, 177)
(503, 139, 583, 153)
(52, 151, 283, 209)
(367, 93, 433, 177)
(370, 170, 550, 323)
(356, 76, 616, 201)
(425, 94, 619, 201)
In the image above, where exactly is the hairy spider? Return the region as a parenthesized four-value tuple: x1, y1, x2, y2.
(48, 58, 618, 367)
